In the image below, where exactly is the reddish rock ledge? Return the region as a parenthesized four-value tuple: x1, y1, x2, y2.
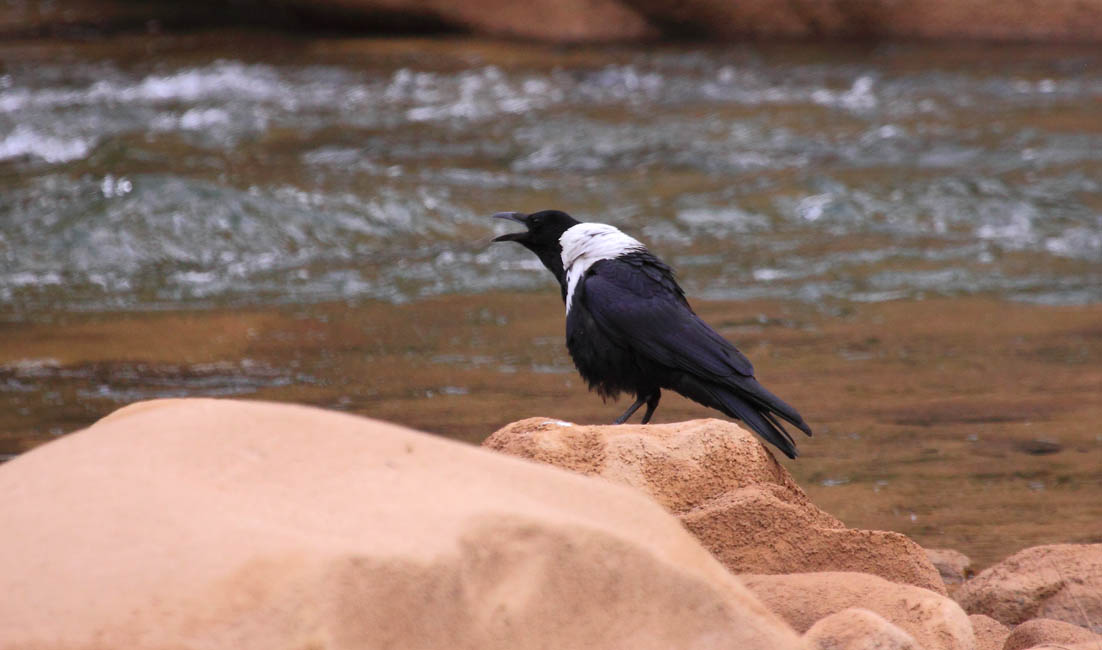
(484, 417, 945, 593)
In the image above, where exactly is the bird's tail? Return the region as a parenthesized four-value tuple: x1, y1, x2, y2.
(728, 375, 814, 439)
(672, 374, 809, 459)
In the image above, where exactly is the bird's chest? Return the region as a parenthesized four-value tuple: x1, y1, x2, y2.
(565, 300, 638, 394)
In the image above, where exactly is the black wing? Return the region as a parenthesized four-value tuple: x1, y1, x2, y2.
(580, 254, 755, 378)
(579, 256, 812, 448)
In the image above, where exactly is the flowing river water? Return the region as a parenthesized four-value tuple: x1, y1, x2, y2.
(2, 33, 1100, 566)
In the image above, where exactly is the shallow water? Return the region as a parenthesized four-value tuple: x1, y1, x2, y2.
(2, 294, 1099, 566)
(2, 34, 1101, 565)
(2, 36, 1101, 315)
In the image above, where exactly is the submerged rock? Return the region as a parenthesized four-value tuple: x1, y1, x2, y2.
(485, 417, 944, 592)
(956, 543, 1102, 631)
(0, 399, 801, 650)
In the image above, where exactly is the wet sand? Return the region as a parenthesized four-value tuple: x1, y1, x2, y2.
(2, 293, 1100, 567)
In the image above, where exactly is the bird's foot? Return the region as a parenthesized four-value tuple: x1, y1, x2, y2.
(613, 396, 647, 424)
(613, 391, 661, 425)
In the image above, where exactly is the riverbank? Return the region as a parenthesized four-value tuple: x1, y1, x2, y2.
(7, 0, 1102, 42)
(3, 292, 1099, 567)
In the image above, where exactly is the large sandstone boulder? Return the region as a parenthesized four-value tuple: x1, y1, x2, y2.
(0, 399, 802, 650)
(484, 417, 944, 592)
(968, 614, 1010, 650)
(1002, 618, 1102, 650)
(741, 572, 975, 650)
(802, 607, 922, 650)
(956, 544, 1102, 632)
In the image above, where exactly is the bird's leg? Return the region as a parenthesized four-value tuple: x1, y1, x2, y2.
(612, 396, 647, 425)
(640, 390, 662, 424)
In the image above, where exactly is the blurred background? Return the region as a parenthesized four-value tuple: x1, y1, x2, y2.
(1, 0, 1100, 565)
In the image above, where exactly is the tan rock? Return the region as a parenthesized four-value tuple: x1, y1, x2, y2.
(956, 544, 1102, 632)
(485, 417, 944, 592)
(968, 614, 1009, 650)
(927, 547, 975, 586)
(0, 399, 802, 650)
(741, 572, 974, 650)
(1003, 618, 1102, 650)
(803, 607, 921, 650)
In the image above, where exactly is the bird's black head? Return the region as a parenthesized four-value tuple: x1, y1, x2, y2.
(492, 210, 579, 249)
(491, 210, 580, 294)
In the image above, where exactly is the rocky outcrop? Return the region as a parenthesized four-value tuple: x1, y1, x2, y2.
(0, 399, 802, 650)
(484, 417, 944, 592)
(968, 614, 1010, 650)
(1002, 618, 1102, 650)
(741, 572, 975, 650)
(802, 608, 922, 650)
(956, 544, 1102, 632)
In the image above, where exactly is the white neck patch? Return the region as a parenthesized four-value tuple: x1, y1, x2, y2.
(559, 222, 645, 313)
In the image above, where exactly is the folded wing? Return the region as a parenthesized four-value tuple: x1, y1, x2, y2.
(579, 257, 812, 455)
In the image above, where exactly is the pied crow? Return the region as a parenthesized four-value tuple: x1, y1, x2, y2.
(492, 209, 813, 459)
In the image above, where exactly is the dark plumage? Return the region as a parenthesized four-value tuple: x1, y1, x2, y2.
(492, 209, 813, 458)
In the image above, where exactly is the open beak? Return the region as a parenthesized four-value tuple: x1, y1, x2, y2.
(491, 212, 529, 242)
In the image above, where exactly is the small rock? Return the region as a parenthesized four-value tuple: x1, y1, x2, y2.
(1003, 618, 1102, 650)
(956, 544, 1102, 631)
(741, 571, 974, 650)
(926, 547, 974, 585)
(803, 607, 921, 650)
(1014, 439, 1062, 455)
(968, 614, 1009, 650)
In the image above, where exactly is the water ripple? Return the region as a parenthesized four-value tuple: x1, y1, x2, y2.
(1, 42, 1100, 312)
